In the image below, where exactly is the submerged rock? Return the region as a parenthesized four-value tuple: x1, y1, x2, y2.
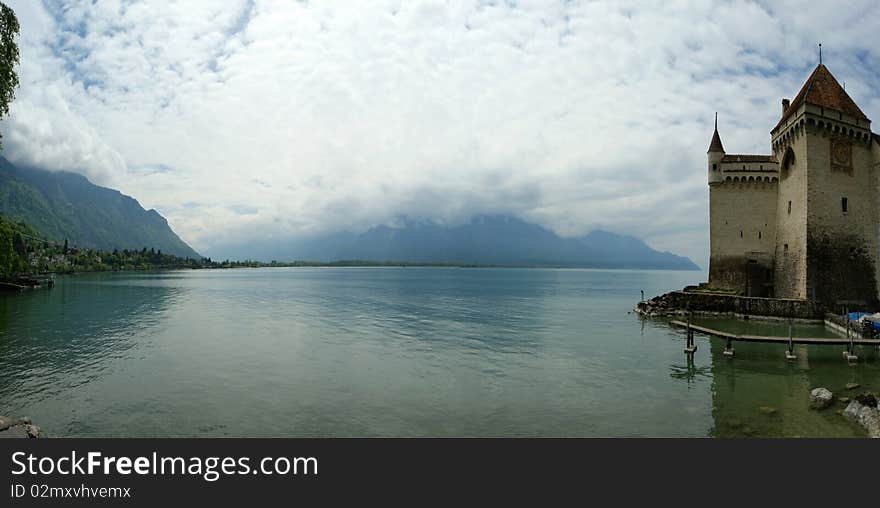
(758, 406, 777, 415)
(810, 388, 834, 410)
(843, 401, 862, 420)
(0, 426, 28, 438)
(0, 416, 43, 438)
(842, 401, 880, 438)
(846, 383, 861, 390)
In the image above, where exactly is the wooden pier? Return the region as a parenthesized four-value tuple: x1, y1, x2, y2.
(670, 319, 879, 362)
(669, 320, 879, 345)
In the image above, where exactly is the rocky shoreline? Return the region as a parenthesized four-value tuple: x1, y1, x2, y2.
(0, 415, 44, 438)
(636, 290, 827, 321)
(810, 387, 880, 438)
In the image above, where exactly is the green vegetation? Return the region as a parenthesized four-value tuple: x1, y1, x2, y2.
(0, 214, 217, 276)
(0, 215, 30, 276)
(0, 2, 18, 149)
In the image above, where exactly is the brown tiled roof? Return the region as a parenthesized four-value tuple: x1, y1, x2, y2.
(722, 154, 777, 163)
(707, 128, 724, 153)
(775, 64, 869, 131)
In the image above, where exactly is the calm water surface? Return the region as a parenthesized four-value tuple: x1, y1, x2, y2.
(0, 267, 876, 437)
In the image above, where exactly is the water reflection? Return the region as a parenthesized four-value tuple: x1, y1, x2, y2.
(666, 318, 878, 437)
(3, 267, 876, 437)
(669, 354, 711, 386)
(0, 273, 179, 411)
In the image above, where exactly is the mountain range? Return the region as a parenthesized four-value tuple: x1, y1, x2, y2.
(0, 157, 697, 270)
(0, 157, 200, 259)
(210, 216, 699, 270)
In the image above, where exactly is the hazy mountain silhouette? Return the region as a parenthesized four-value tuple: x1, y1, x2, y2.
(212, 215, 699, 270)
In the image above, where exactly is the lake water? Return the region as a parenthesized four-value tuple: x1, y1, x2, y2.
(0, 267, 876, 437)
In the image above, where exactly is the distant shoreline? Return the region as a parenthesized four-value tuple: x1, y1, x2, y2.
(41, 261, 702, 276)
(229, 260, 702, 270)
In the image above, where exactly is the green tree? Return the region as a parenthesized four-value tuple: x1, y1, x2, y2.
(0, 221, 13, 276)
(0, 2, 19, 148)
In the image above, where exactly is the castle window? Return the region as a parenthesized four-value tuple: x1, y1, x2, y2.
(758, 231, 762, 239)
(712, 163, 717, 170)
(740, 230, 743, 238)
(784, 244, 789, 253)
(788, 201, 792, 214)
(781, 147, 795, 177)
(842, 197, 848, 214)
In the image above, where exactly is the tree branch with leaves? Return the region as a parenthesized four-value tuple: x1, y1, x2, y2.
(0, 2, 19, 148)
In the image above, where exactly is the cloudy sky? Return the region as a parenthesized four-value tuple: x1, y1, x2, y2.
(2, 0, 880, 265)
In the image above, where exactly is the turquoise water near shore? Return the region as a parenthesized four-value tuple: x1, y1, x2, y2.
(0, 267, 876, 437)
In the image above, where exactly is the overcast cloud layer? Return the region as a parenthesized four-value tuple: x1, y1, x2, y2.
(2, 0, 880, 265)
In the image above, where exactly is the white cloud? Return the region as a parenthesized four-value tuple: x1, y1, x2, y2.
(2, 0, 880, 265)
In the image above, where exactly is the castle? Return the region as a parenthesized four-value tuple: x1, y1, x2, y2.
(707, 63, 880, 307)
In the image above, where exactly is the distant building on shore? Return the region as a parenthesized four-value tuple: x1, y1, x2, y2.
(707, 63, 880, 306)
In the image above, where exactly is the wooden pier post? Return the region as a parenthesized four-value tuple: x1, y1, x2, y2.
(785, 317, 796, 361)
(843, 310, 858, 362)
(684, 310, 697, 354)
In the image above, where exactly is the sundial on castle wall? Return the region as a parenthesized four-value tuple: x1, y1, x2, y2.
(830, 138, 853, 175)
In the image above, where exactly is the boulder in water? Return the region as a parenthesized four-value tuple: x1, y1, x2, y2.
(843, 401, 880, 438)
(810, 387, 834, 410)
(843, 400, 862, 420)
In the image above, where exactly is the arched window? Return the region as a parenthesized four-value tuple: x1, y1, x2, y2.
(781, 147, 796, 178)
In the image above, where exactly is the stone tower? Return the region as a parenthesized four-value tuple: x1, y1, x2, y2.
(770, 64, 878, 305)
(707, 118, 779, 296)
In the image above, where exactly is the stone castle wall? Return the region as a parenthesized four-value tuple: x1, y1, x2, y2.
(773, 123, 809, 299)
(804, 115, 878, 305)
(708, 179, 777, 294)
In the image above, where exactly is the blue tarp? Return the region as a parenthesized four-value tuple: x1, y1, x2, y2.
(846, 312, 880, 331)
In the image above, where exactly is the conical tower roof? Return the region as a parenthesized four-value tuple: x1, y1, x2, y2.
(708, 113, 724, 153)
(776, 64, 869, 130)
